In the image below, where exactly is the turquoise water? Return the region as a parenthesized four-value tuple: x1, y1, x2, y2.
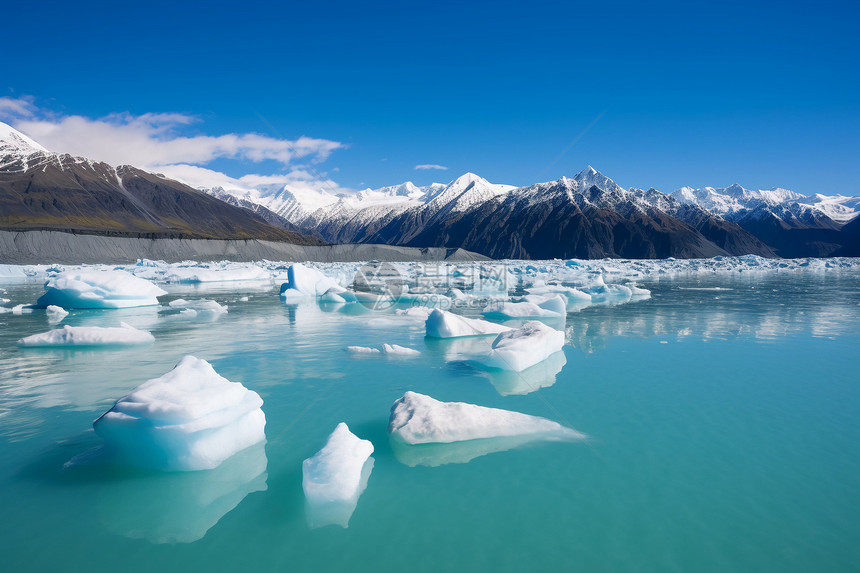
(1, 271, 858, 573)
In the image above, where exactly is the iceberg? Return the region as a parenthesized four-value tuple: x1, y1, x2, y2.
(425, 309, 512, 338)
(18, 323, 155, 347)
(45, 304, 69, 324)
(164, 265, 270, 283)
(165, 298, 228, 320)
(472, 321, 565, 372)
(302, 423, 374, 528)
(347, 346, 381, 354)
(347, 344, 420, 356)
(37, 270, 166, 309)
(93, 356, 266, 471)
(381, 343, 421, 356)
(388, 391, 584, 445)
(482, 294, 566, 318)
(279, 263, 341, 299)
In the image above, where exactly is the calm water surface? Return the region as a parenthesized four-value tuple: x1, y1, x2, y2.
(0, 270, 858, 573)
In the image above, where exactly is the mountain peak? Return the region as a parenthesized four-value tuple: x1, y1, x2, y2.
(0, 122, 48, 154)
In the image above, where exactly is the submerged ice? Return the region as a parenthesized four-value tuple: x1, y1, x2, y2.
(92, 356, 266, 471)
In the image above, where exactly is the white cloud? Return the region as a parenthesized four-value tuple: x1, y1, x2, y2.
(414, 164, 448, 171)
(0, 96, 37, 118)
(0, 97, 353, 198)
(11, 112, 343, 170)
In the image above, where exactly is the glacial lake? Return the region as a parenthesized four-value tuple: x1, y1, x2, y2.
(1, 260, 858, 573)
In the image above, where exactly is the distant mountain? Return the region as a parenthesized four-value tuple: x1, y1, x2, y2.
(670, 183, 855, 257)
(218, 166, 776, 259)
(0, 122, 321, 244)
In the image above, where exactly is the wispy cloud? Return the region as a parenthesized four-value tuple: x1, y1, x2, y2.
(0, 96, 37, 118)
(414, 164, 448, 171)
(0, 97, 343, 171)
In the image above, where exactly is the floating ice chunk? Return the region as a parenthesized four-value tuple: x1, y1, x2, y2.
(425, 309, 512, 338)
(96, 441, 268, 544)
(389, 391, 584, 446)
(582, 282, 633, 305)
(347, 344, 420, 356)
(482, 294, 566, 318)
(18, 323, 155, 347)
(164, 265, 270, 283)
(93, 356, 266, 471)
(526, 285, 592, 309)
(347, 346, 381, 354)
(280, 263, 341, 298)
(37, 270, 166, 309)
(628, 284, 652, 299)
(473, 321, 564, 372)
(302, 423, 374, 529)
(167, 298, 228, 319)
(12, 303, 34, 314)
(381, 343, 421, 356)
(46, 305, 69, 324)
(320, 291, 347, 303)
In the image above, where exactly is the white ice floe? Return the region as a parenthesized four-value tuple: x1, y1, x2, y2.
(526, 284, 592, 309)
(279, 263, 342, 300)
(381, 343, 421, 356)
(482, 294, 566, 318)
(388, 391, 584, 446)
(472, 321, 565, 372)
(347, 346, 381, 354)
(425, 309, 512, 338)
(12, 303, 33, 314)
(302, 423, 374, 529)
(37, 270, 166, 309)
(45, 305, 69, 324)
(167, 298, 228, 319)
(347, 344, 420, 356)
(18, 323, 155, 347)
(93, 356, 266, 471)
(164, 265, 270, 283)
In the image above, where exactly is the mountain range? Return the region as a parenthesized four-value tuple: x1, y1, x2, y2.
(2, 121, 858, 258)
(202, 165, 860, 258)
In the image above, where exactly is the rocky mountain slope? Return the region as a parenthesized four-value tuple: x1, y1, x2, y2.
(0, 122, 320, 244)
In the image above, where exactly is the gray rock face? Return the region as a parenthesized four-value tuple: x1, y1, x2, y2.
(0, 230, 488, 264)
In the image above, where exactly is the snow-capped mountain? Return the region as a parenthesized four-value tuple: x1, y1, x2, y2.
(0, 122, 318, 243)
(199, 161, 858, 258)
(669, 182, 858, 256)
(5, 119, 858, 258)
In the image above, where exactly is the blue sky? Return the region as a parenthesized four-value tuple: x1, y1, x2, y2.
(2, 0, 858, 195)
